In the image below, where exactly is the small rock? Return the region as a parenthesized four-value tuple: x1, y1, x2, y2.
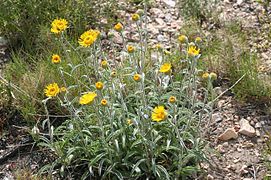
(256, 129, 261, 137)
(213, 87, 223, 96)
(157, 34, 165, 42)
(164, 13, 172, 22)
(218, 128, 238, 141)
(257, 138, 263, 143)
(150, 8, 163, 17)
(237, 0, 243, 5)
(155, 18, 166, 26)
(212, 113, 222, 123)
(207, 174, 214, 180)
(242, 142, 254, 148)
(217, 100, 226, 108)
(239, 119, 256, 137)
(233, 158, 240, 163)
(240, 165, 249, 175)
(112, 32, 123, 44)
(255, 122, 262, 128)
(162, 0, 176, 7)
(222, 142, 229, 148)
(262, 53, 269, 59)
(147, 24, 159, 35)
(216, 144, 225, 153)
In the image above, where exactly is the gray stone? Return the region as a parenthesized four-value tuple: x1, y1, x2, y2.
(212, 113, 223, 123)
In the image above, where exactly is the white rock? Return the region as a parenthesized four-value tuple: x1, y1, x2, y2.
(164, 13, 172, 22)
(213, 87, 223, 96)
(157, 34, 165, 42)
(217, 100, 226, 108)
(162, 0, 176, 7)
(256, 129, 261, 137)
(149, 8, 163, 16)
(207, 174, 214, 180)
(155, 18, 166, 26)
(239, 119, 256, 137)
(218, 128, 238, 141)
(255, 122, 262, 128)
(237, 0, 243, 5)
(147, 24, 159, 35)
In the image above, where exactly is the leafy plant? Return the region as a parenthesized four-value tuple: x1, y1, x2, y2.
(29, 12, 209, 179)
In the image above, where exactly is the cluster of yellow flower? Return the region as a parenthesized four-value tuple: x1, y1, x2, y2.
(46, 17, 205, 125)
(178, 35, 201, 57)
(202, 72, 217, 80)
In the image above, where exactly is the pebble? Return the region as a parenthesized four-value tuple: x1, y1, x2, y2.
(217, 100, 226, 108)
(216, 144, 225, 153)
(212, 113, 223, 123)
(239, 119, 256, 137)
(162, 0, 176, 7)
(255, 122, 262, 128)
(218, 128, 238, 141)
(256, 130, 261, 137)
(157, 34, 165, 42)
(207, 174, 214, 180)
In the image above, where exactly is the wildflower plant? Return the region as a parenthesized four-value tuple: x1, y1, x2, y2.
(37, 9, 210, 179)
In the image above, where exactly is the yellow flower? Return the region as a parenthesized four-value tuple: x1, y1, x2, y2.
(188, 45, 200, 56)
(101, 99, 107, 106)
(111, 71, 117, 78)
(50, 18, 68, 34)
(133, 74, 141, 82)
(209, 72, 217, 80)
(78, 30, 100, 47)
(44, 83, 60, 97)
(79, 92, 97, 105)
(60, 87, 67, 92)
(195, 37, 202, 43)
(127, 45, 135, 53)
(169, 96, 176, 103)
(152, 106, 167, 122)
(51, 54, 61, 64)
(178, 35, 188, 44)
(101, 60, 108, 68)
(127, 119, 133, 125)
(132, 13, 140, 21)
(159, 63, 171, 73)
(95, 81, 104, 90)
(202, 72, 209, 79)
(114, 23, 123, 32)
